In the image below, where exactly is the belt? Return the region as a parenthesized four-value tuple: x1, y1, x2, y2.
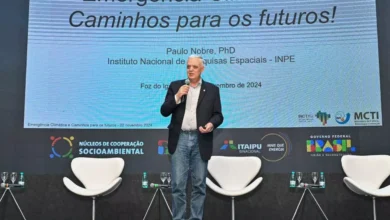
(181, 130, 197, 134)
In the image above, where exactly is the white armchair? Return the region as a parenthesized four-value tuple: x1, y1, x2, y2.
(341, 155, 390, 220)
(206, 156, 262, 220)
(63, 157, 125, 220)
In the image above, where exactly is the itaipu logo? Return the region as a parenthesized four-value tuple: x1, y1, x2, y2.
(158, 140, 169, 155)
(220, 140, 237, 150)
(50, 136, 74, 159)
(335, 111, 350, 124)
(220, 133, 292, 162)
(316, 111, 331, 126)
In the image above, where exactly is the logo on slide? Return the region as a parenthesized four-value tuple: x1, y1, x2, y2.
(335, 111, 350, 124)
(50, 136, 74, 159)
(220, 140, 237, 150)
(315, 111, 331, 125)
(157, 140, 169, 155)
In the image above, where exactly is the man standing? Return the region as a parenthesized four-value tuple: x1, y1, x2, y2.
(161, 55, 223, 220)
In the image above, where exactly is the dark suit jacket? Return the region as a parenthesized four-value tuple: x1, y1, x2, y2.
(160, 79, 223, 161)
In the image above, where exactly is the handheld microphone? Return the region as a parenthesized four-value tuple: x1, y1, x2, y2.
(181, 79, 190, 103)
(150, 183, 171, 188)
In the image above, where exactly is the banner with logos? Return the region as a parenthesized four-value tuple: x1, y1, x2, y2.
(5, 128, 360, 174)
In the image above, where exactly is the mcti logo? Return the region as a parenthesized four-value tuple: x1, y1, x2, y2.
(158, 140, 169, 155)
(316, 111, 331, 125)
(50, 136, 74, 159)
(220, 140, 237, 150)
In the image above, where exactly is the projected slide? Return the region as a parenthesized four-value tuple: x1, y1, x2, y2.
(24, 0, 382, 129)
